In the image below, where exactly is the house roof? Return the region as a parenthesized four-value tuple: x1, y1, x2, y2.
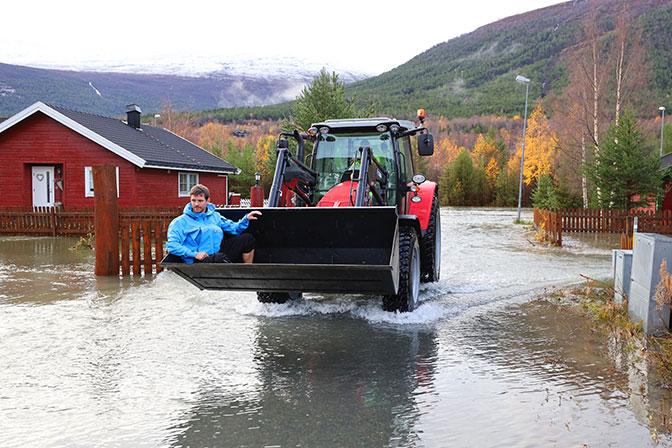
(662, 152, 672, 171)
(0, 102, 238, 174)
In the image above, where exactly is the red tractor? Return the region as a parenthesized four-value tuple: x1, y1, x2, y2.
(166, 111, 440, 312)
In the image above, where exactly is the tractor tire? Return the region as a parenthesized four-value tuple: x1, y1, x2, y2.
(420, 195, 441, 283)
(256, 291, 302, 304)
(383, 226, 421, 313)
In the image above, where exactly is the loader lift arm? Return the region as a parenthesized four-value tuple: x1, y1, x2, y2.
(354, 145, 389, 207)
(268, 131, 318, 207)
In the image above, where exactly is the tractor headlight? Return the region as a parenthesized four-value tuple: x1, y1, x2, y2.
(319, 126, 330, 135)
(390, 124, 400, 133)
(307, 127, 318, 136)
(376, 124, 388, 133)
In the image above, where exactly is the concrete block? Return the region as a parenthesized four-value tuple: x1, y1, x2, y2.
(628, 233, 672, 335)
(613, 250, 633, 305)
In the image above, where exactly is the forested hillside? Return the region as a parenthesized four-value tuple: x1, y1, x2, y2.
(347, 0, 672, 118)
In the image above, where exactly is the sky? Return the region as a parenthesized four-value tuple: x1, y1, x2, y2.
(0, 0, 564, 75)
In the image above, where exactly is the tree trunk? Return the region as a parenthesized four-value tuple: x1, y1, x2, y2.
(581, 134, 588, 208)
(615, 38, 625, 126)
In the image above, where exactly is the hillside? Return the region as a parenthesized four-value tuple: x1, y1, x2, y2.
(346, 0, 672, 118)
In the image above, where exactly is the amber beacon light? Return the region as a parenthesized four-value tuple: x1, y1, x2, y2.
(416, 108, 426, 124)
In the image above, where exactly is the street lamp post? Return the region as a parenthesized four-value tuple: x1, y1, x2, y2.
(660, 106, 666, 157)
(515, 75, 531, 222)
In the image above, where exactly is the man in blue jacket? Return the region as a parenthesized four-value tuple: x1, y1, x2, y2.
(166, 184, 261, 264)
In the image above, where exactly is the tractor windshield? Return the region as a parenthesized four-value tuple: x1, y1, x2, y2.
(312, 132, 397, 204)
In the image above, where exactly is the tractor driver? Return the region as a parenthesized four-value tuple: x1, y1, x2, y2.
(166, 184, 261, 264)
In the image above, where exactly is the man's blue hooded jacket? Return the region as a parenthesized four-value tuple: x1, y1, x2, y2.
(166, 203, 249, 264)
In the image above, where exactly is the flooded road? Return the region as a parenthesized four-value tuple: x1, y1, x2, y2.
(2, 208, 671, 447)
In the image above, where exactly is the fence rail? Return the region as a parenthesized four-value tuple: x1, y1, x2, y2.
(558, 208, 672, 234)
(534, 208, 672, 248)
(0, 206, 184, 236)
(0, 206, 95, 236)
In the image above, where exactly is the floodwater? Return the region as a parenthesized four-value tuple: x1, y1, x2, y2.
(1, 208, 671, 447)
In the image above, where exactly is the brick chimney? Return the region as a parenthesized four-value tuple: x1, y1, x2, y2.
(126, 104, 142, 129)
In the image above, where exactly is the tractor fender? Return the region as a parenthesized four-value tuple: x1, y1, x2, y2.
(406, 181, 438, 232)
(398, 215, 421, 238)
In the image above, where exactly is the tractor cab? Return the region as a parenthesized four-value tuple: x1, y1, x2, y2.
(309, 118, 418, 207)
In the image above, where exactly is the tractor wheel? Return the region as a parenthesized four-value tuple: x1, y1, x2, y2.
(383, 226, 420, 312)
(256, 291, 302, 304)
(420, 195, 441, 283)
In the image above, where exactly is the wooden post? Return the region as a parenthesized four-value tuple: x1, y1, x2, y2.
(94, 165, 119, 276)
(120, 223, 130, 276)
(154, 221, 164, 274)
(132, 222, 141, 275)
(142, 221, 152, 275)
(250, 185, 264, 208)
(50, 206, 57, 237)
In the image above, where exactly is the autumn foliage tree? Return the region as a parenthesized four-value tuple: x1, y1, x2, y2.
(517, 101, 557, 186)
(255, 134, 278, 191)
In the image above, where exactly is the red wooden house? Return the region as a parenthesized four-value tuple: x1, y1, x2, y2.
(663, 153, 672, 211)
(0, 102, 238, 208)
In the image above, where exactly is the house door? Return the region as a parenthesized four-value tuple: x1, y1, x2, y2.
(32, 166, 55, 207)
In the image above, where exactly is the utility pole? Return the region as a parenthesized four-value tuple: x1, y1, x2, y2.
(516, 75, 531, 222)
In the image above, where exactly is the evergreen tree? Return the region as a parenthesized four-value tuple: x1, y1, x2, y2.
(226, 142, 257, 193)
(532, 174, 560, 209)
(289, 68, 372, 131)
(440, 149, 477, 205)
(585, 109, 661, 209)
(494, 169, 519, 206)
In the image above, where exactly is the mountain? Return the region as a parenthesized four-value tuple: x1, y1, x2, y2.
(347, 0, 672, 118)
(0, 58, 368, 117)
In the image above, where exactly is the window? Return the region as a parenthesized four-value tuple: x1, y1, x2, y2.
(313, 132, 397, 205)
(84, 166, 119, 198)
(396, 136, 414, 184)
(179, 172, 199, 197)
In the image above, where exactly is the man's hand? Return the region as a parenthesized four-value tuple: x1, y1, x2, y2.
(195, 251, 209, 261)
(247, 210, 262, 221)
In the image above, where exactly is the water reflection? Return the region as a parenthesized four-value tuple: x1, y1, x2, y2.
(0, 236, 150, 304)
(446, 300, 672, 446)
(168, 317, 438, 447)
(4, 210, 672, 447)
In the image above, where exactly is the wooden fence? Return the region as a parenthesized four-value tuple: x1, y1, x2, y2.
(0, 206, 182, 277)
(0, 206, 94, 236)
(534, 208, 672, 248)
(117, 211, 179, 276)
(559, 208, 672, 234)
(533, 209, 562, 246)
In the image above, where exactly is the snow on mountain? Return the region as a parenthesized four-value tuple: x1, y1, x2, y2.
(20, 56, 369, 83)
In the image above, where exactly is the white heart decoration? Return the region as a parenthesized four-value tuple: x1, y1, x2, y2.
(36, 174, 44, 181)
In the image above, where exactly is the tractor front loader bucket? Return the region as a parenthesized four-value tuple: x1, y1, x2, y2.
(162, 207, 400, 295)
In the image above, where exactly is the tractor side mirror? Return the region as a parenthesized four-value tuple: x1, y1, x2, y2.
(418, 133, 434, 156)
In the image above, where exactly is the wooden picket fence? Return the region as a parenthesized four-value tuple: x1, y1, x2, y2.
(534, 208, 672, 248)
(0, 206, 182, 277)
(0, 206, 94, 236)
(533, 208, 562, 246)
(117, 208, 182, 276)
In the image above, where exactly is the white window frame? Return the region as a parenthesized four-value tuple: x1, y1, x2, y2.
(178, 172, 199, 197)
(84, 166, 119, 198)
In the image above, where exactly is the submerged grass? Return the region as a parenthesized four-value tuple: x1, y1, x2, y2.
(541, 277, 672, 387)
